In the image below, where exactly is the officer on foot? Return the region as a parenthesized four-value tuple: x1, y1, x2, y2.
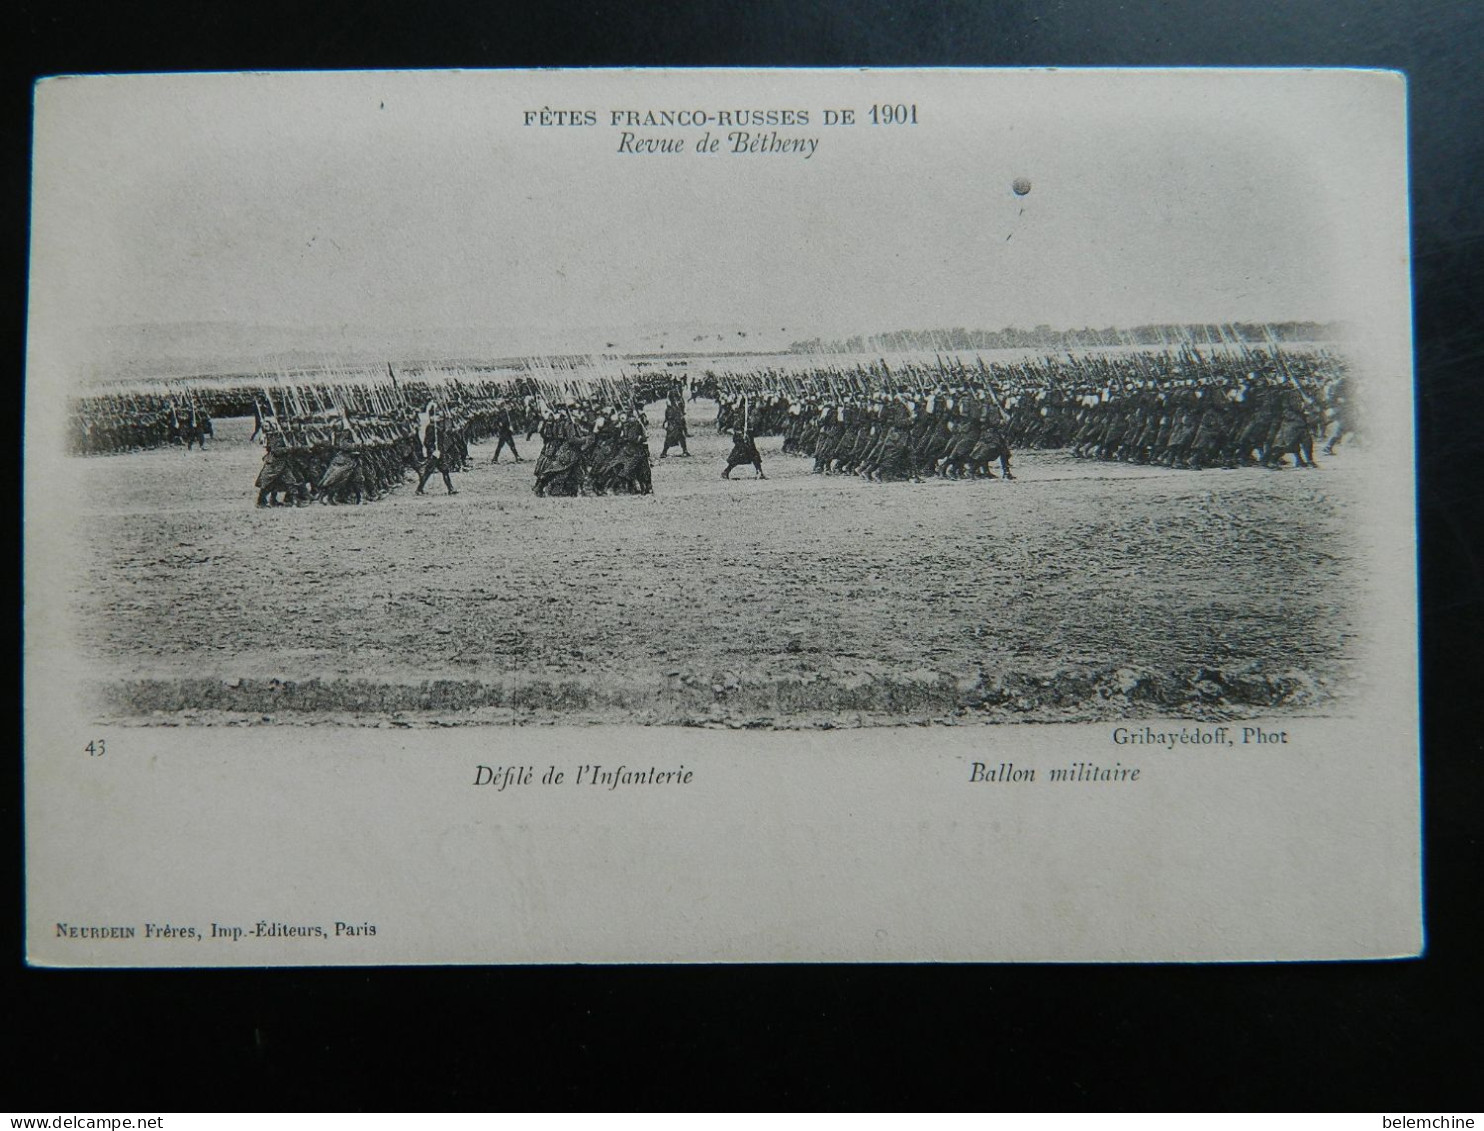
(722, 429, 766, 479)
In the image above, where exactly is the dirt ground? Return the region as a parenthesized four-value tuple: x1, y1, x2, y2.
(72, 411, 1361, 727)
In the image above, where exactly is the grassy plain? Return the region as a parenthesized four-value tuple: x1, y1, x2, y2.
(73, 413, 1361, 727)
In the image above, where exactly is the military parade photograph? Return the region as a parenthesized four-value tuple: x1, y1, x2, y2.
(28, 69, 1411, 733)
(22, 61, 1430, 975)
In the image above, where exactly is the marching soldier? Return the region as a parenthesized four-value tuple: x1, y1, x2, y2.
(659, 392, 690, 457)
(415, 408, 459, 496)
(490, 399, 523, 463)
(722, 427, 766, 480)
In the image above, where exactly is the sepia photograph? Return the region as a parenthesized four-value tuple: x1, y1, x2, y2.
(24, 68, 1422, 964)
(37, 70, 1401, 731)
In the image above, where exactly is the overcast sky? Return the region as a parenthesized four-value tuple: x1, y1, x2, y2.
(29, 69, 1406, 361)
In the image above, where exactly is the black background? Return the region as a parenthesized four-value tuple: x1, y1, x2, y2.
(7, 0, 1482, 1110)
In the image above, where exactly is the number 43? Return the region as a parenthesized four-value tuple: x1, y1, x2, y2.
(84, 739, 106, 757)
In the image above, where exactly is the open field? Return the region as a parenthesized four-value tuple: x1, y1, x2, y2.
(71, 413, 1363, 727)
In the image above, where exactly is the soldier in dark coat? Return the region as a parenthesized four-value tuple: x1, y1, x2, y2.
(618, 410, 653, 494)
(255, 432, 291, 507)
(722, 429, 766, 479)
(415, 412, 459, 495)
(535, 407, 589, 496)
(813, 405, 843, 474)
(318, 429, 366, 504)
(587, 409, 624, 493)
(659, 393, 690, 457)
(1263, 384, 1317, 468)
(183, 403, 212, 450)
(870, 396, 918, 482)
(255, 428, 309, 506)
(490, 401, 522, 463)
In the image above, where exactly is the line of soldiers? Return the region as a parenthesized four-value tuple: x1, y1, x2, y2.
(807, 392, 1013, 480)
(68, 395, 214, 456)
(255, 388, 675, 504)
(994, 351, 1349, 469)
(251, 394, 548, 505)
(1051, 379, 1318, 469)
(711, 390, 1013, 481)
(249, 375, 690, 505)
(254, 414, 422, 506)
(703, 346, 1351, 475)
(531, 399, 654, 496)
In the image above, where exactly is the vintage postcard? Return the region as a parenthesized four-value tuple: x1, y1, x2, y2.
(24, 68, 1420, 964)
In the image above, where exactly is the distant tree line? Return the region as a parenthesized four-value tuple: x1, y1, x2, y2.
(787, 322, 1344, 354)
